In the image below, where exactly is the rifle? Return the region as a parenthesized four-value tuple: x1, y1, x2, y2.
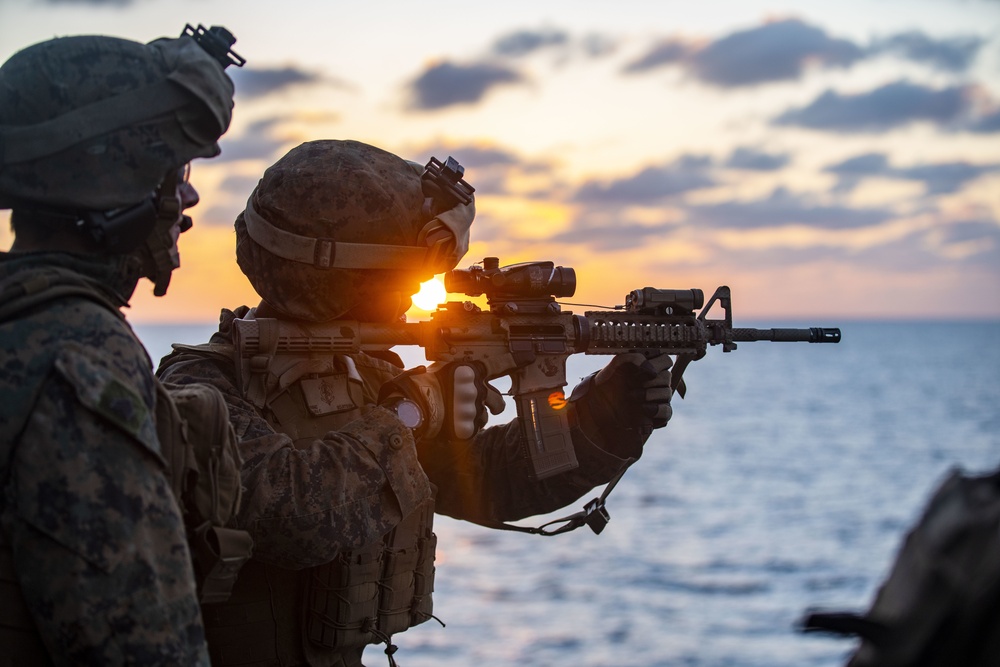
(232, 257, 841, 481)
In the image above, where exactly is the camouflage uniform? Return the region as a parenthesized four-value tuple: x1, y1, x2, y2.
(158, 306, 635, 667)
(155, 139, 667, 666)
(0, 252, 209, 665)
(0, 25, 241, 666)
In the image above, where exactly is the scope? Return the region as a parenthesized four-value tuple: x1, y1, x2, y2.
(445, 257, 576, 301)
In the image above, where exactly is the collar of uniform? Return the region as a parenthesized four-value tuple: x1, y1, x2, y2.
(0, 250, 140, 308)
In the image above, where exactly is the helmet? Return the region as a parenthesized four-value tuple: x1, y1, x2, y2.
(0, 30, 236, 210)
(235, 139, 474, 322)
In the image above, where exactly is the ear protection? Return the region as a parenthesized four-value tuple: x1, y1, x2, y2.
(77, 165, 193, 256)
(77, 196, 159, 253)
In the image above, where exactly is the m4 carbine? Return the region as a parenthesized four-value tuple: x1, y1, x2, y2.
(233, 258, 841, 481)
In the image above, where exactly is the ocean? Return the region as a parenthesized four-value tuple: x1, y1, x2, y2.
(134, 320, 1000, 667)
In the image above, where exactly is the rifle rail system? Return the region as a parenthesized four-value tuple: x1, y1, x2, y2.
(234, 257, 840, 481)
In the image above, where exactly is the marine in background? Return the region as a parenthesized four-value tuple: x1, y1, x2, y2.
(802, 464, 1000, 667)
(0, 25, 240, 665)
(157, 139, 674, 666)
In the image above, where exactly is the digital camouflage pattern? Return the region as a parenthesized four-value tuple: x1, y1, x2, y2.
(160, 306, 639, 559)
(155, 137, 661, 665)
(234, 140, 430, 322)
(158, 306, 639, 667)
(160, 307, 433, 568)
(0, 251, 210, 665)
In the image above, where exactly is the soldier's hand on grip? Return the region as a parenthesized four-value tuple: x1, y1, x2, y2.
(568, 352, 673, 458)
(379, 362, 498, 442)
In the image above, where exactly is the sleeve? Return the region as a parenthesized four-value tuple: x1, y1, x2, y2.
(417, 407, 632, 525)
(158, 354, 433, 570)
(6, 340, 210, 666)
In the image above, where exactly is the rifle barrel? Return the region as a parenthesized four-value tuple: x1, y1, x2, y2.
(731, 327, 841, 343)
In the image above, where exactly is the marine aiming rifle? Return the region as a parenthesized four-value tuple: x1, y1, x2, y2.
(232, 257, 841, 481)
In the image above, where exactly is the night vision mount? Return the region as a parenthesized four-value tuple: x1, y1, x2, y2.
(182, 24, 246, 69)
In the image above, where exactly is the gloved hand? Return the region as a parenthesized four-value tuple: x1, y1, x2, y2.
(378, 362, 503, 441)
(568, 352, 673, 458)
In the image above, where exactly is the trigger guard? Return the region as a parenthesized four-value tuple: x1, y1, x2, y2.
(485, 383, 506, 415)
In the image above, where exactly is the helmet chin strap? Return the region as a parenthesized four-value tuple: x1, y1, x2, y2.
(139, 170, 185, 296)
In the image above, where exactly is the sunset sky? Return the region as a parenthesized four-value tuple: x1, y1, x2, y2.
(1, 0, 998, 323)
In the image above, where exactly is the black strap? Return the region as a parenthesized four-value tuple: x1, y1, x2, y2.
(489, 457, 636, 537)
(800, 610, 891, 644)
(190, 523, 254, 605)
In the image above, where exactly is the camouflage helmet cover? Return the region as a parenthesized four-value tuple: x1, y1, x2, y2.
(0, 32, 235, 210)
(236, 140, 433, 321)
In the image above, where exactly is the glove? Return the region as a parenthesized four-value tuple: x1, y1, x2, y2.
(568, 352, 673, 457)
(378, 362, 503, 441)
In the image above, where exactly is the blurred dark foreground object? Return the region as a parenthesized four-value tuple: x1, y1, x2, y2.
(801, 465, 1000, 667)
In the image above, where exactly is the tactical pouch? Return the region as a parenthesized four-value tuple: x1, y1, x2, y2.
(155, 380, 253, 604)
(305, 546, 381, 649)
(380, 498, 437, 635)
(378, 543, 421, 636)
(411, 531, 437, 626)
(304, 501, 438, 650)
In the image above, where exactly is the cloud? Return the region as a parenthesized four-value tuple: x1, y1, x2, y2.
(219, 174, 262, 197)
(725, 147, 790, 171)
(573, 155, 716, 204)
(491, 29, 569, 57)
(216, 117, 293, 163)
(825, 152, 891, 176)
(898, 163, 1000, 194)
(936, 219, 1000, 246)
(869, 32, 985, 72)
(488, 27, 617, 63)
(407, 141, 571, 199)
(693, 19, 863, 86)
(624, 19, 862, 86)
(970, 110, 1000, 133)
(687, 187, 893, 230)
(773, 80, 972, 132)
(407, 61, 523, 110)
(229, 66, 329, 99)
(579, 33, 618, 59)
(416, 144, 520, 169)
(694, 218, 999, 272)
(406, 142, 540, 195)
(623, 20, 985, 87)
(196, 176, 263, 227)
(825, 152, 891, 192)
(622, 39, 695, 74)
(539, 187, 891, 255)
(848, 219, 1000, 270)
(546, 221, 675, 251)
(826, 153, 1000, 194)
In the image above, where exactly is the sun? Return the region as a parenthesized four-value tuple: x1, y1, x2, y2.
(410, 276, 448, 311)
